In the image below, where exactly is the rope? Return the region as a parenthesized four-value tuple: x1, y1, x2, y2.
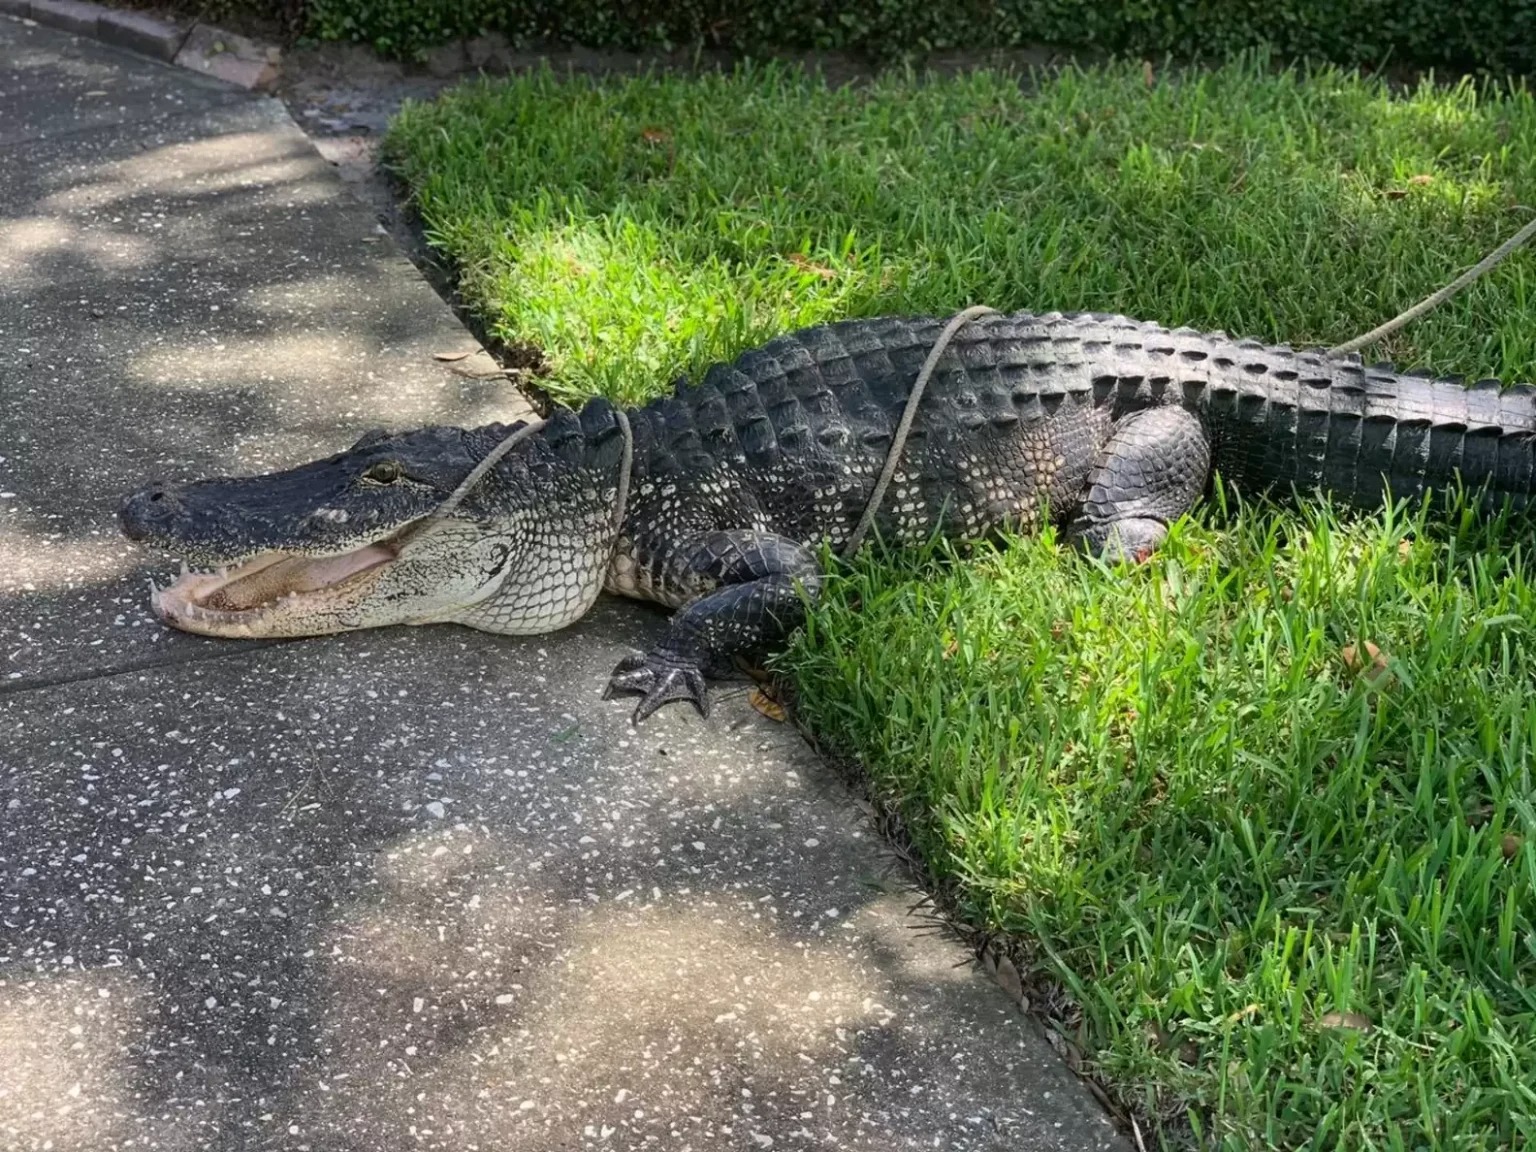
(409, 304, 989, 568)
(403, 406, 635, 555)
(608, 408, 634, 546)
(1329, 213, 1536, 357)
(840, 304, 999, 559)
(405, 211, 1535, 574)
(416, 417, 549, 530)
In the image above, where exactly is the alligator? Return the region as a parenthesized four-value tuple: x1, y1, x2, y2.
(118, 308, 1536, 721)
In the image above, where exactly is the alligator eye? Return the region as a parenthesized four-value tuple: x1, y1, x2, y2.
(363, 461, 402, 485)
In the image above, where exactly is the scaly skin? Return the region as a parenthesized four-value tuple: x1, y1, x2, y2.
(119, 309, 1536, 721)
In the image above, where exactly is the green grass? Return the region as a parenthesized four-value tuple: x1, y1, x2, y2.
(383, 58, 1536, 1148)
(385, 57, 1536, 409)
(787, 496, 1536, 1149)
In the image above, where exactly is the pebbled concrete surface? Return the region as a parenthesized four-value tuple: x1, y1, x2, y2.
(0, 15, 1128, 1151)
(0, 55, 524, 688)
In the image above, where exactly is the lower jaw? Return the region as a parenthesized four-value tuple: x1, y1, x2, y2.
(147, 552, 394, 638)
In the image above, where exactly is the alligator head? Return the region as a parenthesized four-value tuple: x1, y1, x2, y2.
(117, 422, 612, 639)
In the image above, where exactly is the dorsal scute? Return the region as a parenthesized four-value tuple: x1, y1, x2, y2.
(541, 405, 586, 465)
(576, 395, 628, 477)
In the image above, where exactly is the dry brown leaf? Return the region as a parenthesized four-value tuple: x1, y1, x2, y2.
(1342, 641, 1392, 685)
(991, 951, 1025, 1005)
(786, 252, 837, 280)
(1061, 1037, 1084, 1072)
(448, 353, 509, 379)
(432, 350, 472, 362)
(748, 687, 786, 723)
(1408, 174, 1434, 186)
(639, 126, 670, 145)
(1318, 1011, 1374, 1032)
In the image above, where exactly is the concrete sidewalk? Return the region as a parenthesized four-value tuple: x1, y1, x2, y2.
(0, 16, 1127, 1151)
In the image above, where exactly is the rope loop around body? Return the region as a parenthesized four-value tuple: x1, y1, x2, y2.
(840, 304, 999, 559)
(403, 406, 635, 558)
(405, 207, 1536, 574)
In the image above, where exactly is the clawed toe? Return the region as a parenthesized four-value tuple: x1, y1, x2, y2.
(604, 653, 711, 722)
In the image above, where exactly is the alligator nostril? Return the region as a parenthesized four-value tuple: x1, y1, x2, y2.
(119, 484, 184, 541)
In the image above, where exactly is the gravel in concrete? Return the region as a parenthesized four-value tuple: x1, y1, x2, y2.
(2, 603, 1125, 1151)
(0, 16, 1129, 1151)
(0, 50, 529, 687)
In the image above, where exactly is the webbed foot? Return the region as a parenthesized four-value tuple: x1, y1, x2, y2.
(604, 652, 711, 723)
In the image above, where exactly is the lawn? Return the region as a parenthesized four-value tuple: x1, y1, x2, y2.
(383, 58, 1536, 1148)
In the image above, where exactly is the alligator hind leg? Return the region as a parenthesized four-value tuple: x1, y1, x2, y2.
(1065, 405, 1210, 562)
(606, 530, 823, 723)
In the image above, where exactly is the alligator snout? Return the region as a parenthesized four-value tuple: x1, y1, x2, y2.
(118, 483, 187, 543)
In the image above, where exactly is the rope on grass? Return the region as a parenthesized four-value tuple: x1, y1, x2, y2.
(1329, 213, 1536, 357)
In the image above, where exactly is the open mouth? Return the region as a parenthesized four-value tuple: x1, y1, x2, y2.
(150, 536, 401, 630)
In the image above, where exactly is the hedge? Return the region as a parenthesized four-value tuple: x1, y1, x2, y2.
(287, 0, 1536, 75)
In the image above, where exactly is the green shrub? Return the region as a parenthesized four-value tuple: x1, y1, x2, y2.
(293, 0, 1536, 76)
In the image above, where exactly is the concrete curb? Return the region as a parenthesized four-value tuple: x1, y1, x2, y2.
(2, 0, 281, 89)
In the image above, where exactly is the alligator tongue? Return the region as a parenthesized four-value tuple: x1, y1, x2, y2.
(200, 545, 395, 611)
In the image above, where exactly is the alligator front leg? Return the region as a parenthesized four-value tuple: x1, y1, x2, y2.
(1065, 405, 1211, 562)
(605, 530, 823, 722)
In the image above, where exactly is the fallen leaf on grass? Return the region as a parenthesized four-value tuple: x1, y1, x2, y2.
(1408, 174, 1434, 186)
(1341, 641, 1392, 686)
(639, 127, 670, 145)
(748, 687, 786, 722)
(1318, 1011, 1374, 1032)
(1224, 1002, 1261, 1024)
(785, 252, 837, 280)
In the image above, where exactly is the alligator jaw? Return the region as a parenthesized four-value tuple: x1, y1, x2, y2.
(148, 537, 402, 637)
